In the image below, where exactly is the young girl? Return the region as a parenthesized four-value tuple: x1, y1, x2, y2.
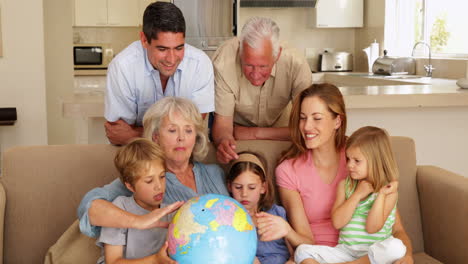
(295, 126, 407, 264)
(227, 152, 294, 264)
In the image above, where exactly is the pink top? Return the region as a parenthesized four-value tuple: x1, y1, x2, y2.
(276, 150, 347, 246)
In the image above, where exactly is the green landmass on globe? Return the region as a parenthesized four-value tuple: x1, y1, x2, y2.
(167, 194, 258, 264)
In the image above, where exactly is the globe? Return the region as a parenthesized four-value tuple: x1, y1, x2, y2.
(167, 194, 257, 264)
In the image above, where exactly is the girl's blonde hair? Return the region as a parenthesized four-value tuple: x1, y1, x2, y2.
(346, 126, 399, 191)
(142, 97, 209, 161)
(226, 151, 275, 211)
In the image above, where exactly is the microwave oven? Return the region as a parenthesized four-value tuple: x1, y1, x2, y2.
(73, 43, 113, 70)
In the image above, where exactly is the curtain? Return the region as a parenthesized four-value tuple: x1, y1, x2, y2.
(384, 0, 416, 56)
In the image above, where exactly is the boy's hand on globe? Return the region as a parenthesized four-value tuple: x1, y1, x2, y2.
(134, 201, 184, 229)
(154, 241, 178, 264)
(253, 257, 261, 264)
(256, 212, 291, 242)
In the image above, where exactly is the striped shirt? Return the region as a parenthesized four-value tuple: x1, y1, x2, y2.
(338, 177, 396, 251)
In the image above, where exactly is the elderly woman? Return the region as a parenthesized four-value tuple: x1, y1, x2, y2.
(77, 97, 229, 238)
(257, 84, 414, 264)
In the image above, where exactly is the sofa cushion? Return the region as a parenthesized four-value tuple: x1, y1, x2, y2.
(413, 252, 443, 264)
(2, 144, 119, 264)
(4, 137, 425, 263)
(44, 220, 100, 264)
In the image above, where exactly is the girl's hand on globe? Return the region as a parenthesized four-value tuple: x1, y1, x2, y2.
(253, 257, 261, 264)
(134, 201, 185, 229)
(256, 212, 292, 242)
(154, 241, 178, 264)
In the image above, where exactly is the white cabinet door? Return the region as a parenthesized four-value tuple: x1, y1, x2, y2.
(74, 0, 107, 26)
(138, 0, 155, 25)
(312, 0, 363, 28)
(108, 0, 139, 26)
(74, 0, 139, 27)
(138, 0, 172, 26)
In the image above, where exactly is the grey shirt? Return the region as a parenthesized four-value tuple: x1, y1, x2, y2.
(96, 196, 170, 263)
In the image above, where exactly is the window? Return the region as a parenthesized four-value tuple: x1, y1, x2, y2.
(415, 0, 468, 57)
(385, 0, 468, 58)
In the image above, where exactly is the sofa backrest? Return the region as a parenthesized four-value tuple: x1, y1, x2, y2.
(1, 144, 119, 264)
(0, 137, 423, 263)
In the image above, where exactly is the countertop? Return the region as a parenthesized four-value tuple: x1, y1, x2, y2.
(63, 72, 468, 118)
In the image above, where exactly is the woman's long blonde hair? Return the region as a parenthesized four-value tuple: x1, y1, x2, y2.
(346, 126, 399, 191)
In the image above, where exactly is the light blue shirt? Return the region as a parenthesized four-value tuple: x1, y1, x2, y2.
(77, 162, 229, 238)
(105, 41, 215, 126)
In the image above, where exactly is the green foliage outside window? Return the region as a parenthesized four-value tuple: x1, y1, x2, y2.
(430, 14, 450, 52)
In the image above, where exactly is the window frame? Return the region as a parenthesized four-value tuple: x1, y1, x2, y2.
(417, 0, 468, 59)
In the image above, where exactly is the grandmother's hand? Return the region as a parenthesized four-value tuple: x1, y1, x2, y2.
(256, 212, 292, 242)
(133, 201, 184, 230)
(216, 138, 238, 164)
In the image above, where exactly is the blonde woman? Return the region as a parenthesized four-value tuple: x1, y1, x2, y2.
(78, 97, 229, 238)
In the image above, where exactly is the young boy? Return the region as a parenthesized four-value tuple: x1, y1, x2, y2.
(96, 138, 180, 264)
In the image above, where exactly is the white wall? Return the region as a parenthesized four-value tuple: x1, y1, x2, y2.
(0, 0, 48, 158)
(348, 107, 468, 176)
(44, 0, 75, 145)
(239, 7, 356, 56)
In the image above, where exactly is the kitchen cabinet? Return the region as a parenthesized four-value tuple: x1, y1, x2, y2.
(74, 0, 139, 27)
(311, 0, 363, 28)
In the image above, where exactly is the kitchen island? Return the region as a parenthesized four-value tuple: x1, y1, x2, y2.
(63, 72, 468, 176)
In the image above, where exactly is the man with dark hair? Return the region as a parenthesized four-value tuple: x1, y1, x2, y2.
(105, 2, 214, 145)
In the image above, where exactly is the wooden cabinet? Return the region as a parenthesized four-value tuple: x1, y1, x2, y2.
(74, 0, 139, 27)
(311, 0, 363, 28)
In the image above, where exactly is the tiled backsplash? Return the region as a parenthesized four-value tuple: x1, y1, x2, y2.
(74, 75, 107, 95)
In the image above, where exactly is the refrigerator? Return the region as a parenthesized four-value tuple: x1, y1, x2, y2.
(173, 0, 237, 58)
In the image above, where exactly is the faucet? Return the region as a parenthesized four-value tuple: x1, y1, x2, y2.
(412, 41, 435, 77)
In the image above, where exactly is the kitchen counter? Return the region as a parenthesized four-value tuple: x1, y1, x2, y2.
(74, 69, 107, 76)
(62, 72, 468, 177)
(312, 72, 468, 109)
(64, 72, 468, 118)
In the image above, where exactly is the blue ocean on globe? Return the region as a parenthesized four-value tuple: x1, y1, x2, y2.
(167, 193, 257, 264)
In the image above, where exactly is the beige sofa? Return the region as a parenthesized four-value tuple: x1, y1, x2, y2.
(1, 137, 467, 263)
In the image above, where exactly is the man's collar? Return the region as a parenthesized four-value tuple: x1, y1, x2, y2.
(270, 63, 277, 78)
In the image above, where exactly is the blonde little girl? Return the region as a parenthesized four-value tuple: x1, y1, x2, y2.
(227, 152, 294, 264)
(295, 126, 407, 264)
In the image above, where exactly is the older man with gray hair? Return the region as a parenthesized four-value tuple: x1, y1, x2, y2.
(212, 17, 312, 163)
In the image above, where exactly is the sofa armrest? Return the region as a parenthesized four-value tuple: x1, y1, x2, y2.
(416, 165, 468, 264)
(0, 182, 5, 264)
